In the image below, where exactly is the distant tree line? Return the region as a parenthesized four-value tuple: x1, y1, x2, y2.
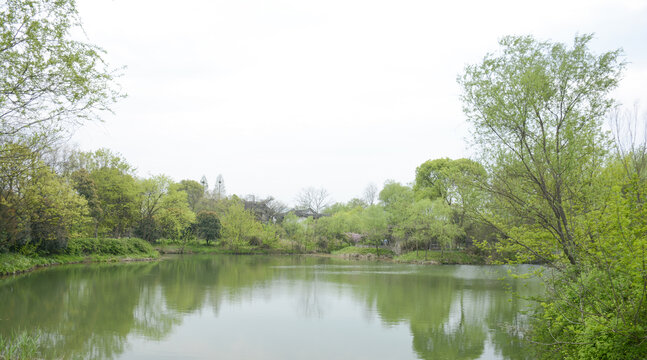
(1, 0, 645, 357)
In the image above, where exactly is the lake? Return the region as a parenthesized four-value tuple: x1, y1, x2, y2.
(0, 255, 540, 359)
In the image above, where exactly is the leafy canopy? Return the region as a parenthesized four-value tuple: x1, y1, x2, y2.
(459, 34, 623, 266)
(0, 0, 122, 140)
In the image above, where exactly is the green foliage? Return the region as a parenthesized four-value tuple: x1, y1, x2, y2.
(195, 211, 221, 245)
(91, 166, 138, 238)
(153, 184, 196, 241)
(220, 200, 274, 249)
(316, 207, 362, 242)
(132, 176, 197, 242)
(0, 0, 122, 140)
(70, 168, 102, 237)
(0, 239, 158, 275)
(413, 158, 487, 247)
(531, 267, 647, 360)
(459, 34, 623, 266)
(20, 165, 88, 252)
(397, 199, 464, 255)
(281, 213, 304, 240)
(0, 330, 41, 360)
(527, 155, 647, 358)
(379, 180, 414, 208)
(379, 180, 414, 244)
(0, 144, 88, 253)
(394, 250, 485, 264)
(331, 246, 394, 257)
(66, 237, 156, 257)
(360, 205, 388, 253)
(177, 179, 204, 212)
(135, 176, 172, 241)
(459, 34, 647, 359)
(65, 149, 135, 176)
(414, 158, 485, 204)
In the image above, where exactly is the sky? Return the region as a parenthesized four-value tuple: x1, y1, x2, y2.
(71, 0, 647, 206)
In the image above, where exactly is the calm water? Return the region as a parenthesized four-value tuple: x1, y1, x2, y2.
(0, 255, 540, 359)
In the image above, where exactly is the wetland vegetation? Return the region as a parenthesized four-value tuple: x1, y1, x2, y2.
(1, 0, 646, 358)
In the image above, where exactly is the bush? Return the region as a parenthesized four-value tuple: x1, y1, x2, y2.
(196, 211, 222, 245)
(530, 267, 647, 360)
(67, 238, 155, 256)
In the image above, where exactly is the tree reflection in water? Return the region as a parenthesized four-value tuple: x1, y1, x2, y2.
(0, 257, 539, 359)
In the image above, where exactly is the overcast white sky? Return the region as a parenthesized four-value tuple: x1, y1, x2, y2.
(71, 0, 647, 206)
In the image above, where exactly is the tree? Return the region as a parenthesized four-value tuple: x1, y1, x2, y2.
(0, 0, 121, 250)
(414, 158, 484, 206)
(135, 175, 172, 242)
(178, 179, 204, 212)
(266, 198, 288, 223)
(316, 205, 363, 247)
(296, 187, 330, 218)
(91, 167, 138, 238)
(156, 183, 195, 240)
(281, 213, 306, 251)
(0, 0, 121, 141)
(458, 35, 647, 358)
(459, 34, 623, 266)
(362, 183, 378, 206)
(220, 200, 264, 249)
(414, 158, 487, 247)
(360, 205, 388, 255)
(60, 148, 135, 176)
(0, 144, 87, 252)
(379, 180, 414, 247)
(195, 211, 221, 245)
(70, 168, 102, 238)
(243, 196, 287, 223)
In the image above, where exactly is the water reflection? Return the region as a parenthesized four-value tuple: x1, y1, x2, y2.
(0, 256, 539, 359)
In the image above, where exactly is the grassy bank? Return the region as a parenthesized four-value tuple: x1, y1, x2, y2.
(156, 243, 285, 255)
(0, 238, 159, 276)
(331, 246, 395, 257)
(394, 250, 486, 264)
(154, 238, 306, 255)
(329, 246, 486, 264)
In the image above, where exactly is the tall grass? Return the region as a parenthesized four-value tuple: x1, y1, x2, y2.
(0, 331, 40, 360)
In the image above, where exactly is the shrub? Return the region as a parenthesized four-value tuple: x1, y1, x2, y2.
(530, 267, 647, 360)
(66, 238, 155, 256)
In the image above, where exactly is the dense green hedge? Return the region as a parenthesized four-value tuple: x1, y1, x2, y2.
(66, 238, 156, 256)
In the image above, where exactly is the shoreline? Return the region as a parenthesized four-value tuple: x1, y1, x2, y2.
(309, 252, 487, 265)
(2, 247, 491, 278)
(0, 254, 160, 278)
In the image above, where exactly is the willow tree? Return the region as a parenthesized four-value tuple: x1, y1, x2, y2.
(459, 34, 623, 266)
